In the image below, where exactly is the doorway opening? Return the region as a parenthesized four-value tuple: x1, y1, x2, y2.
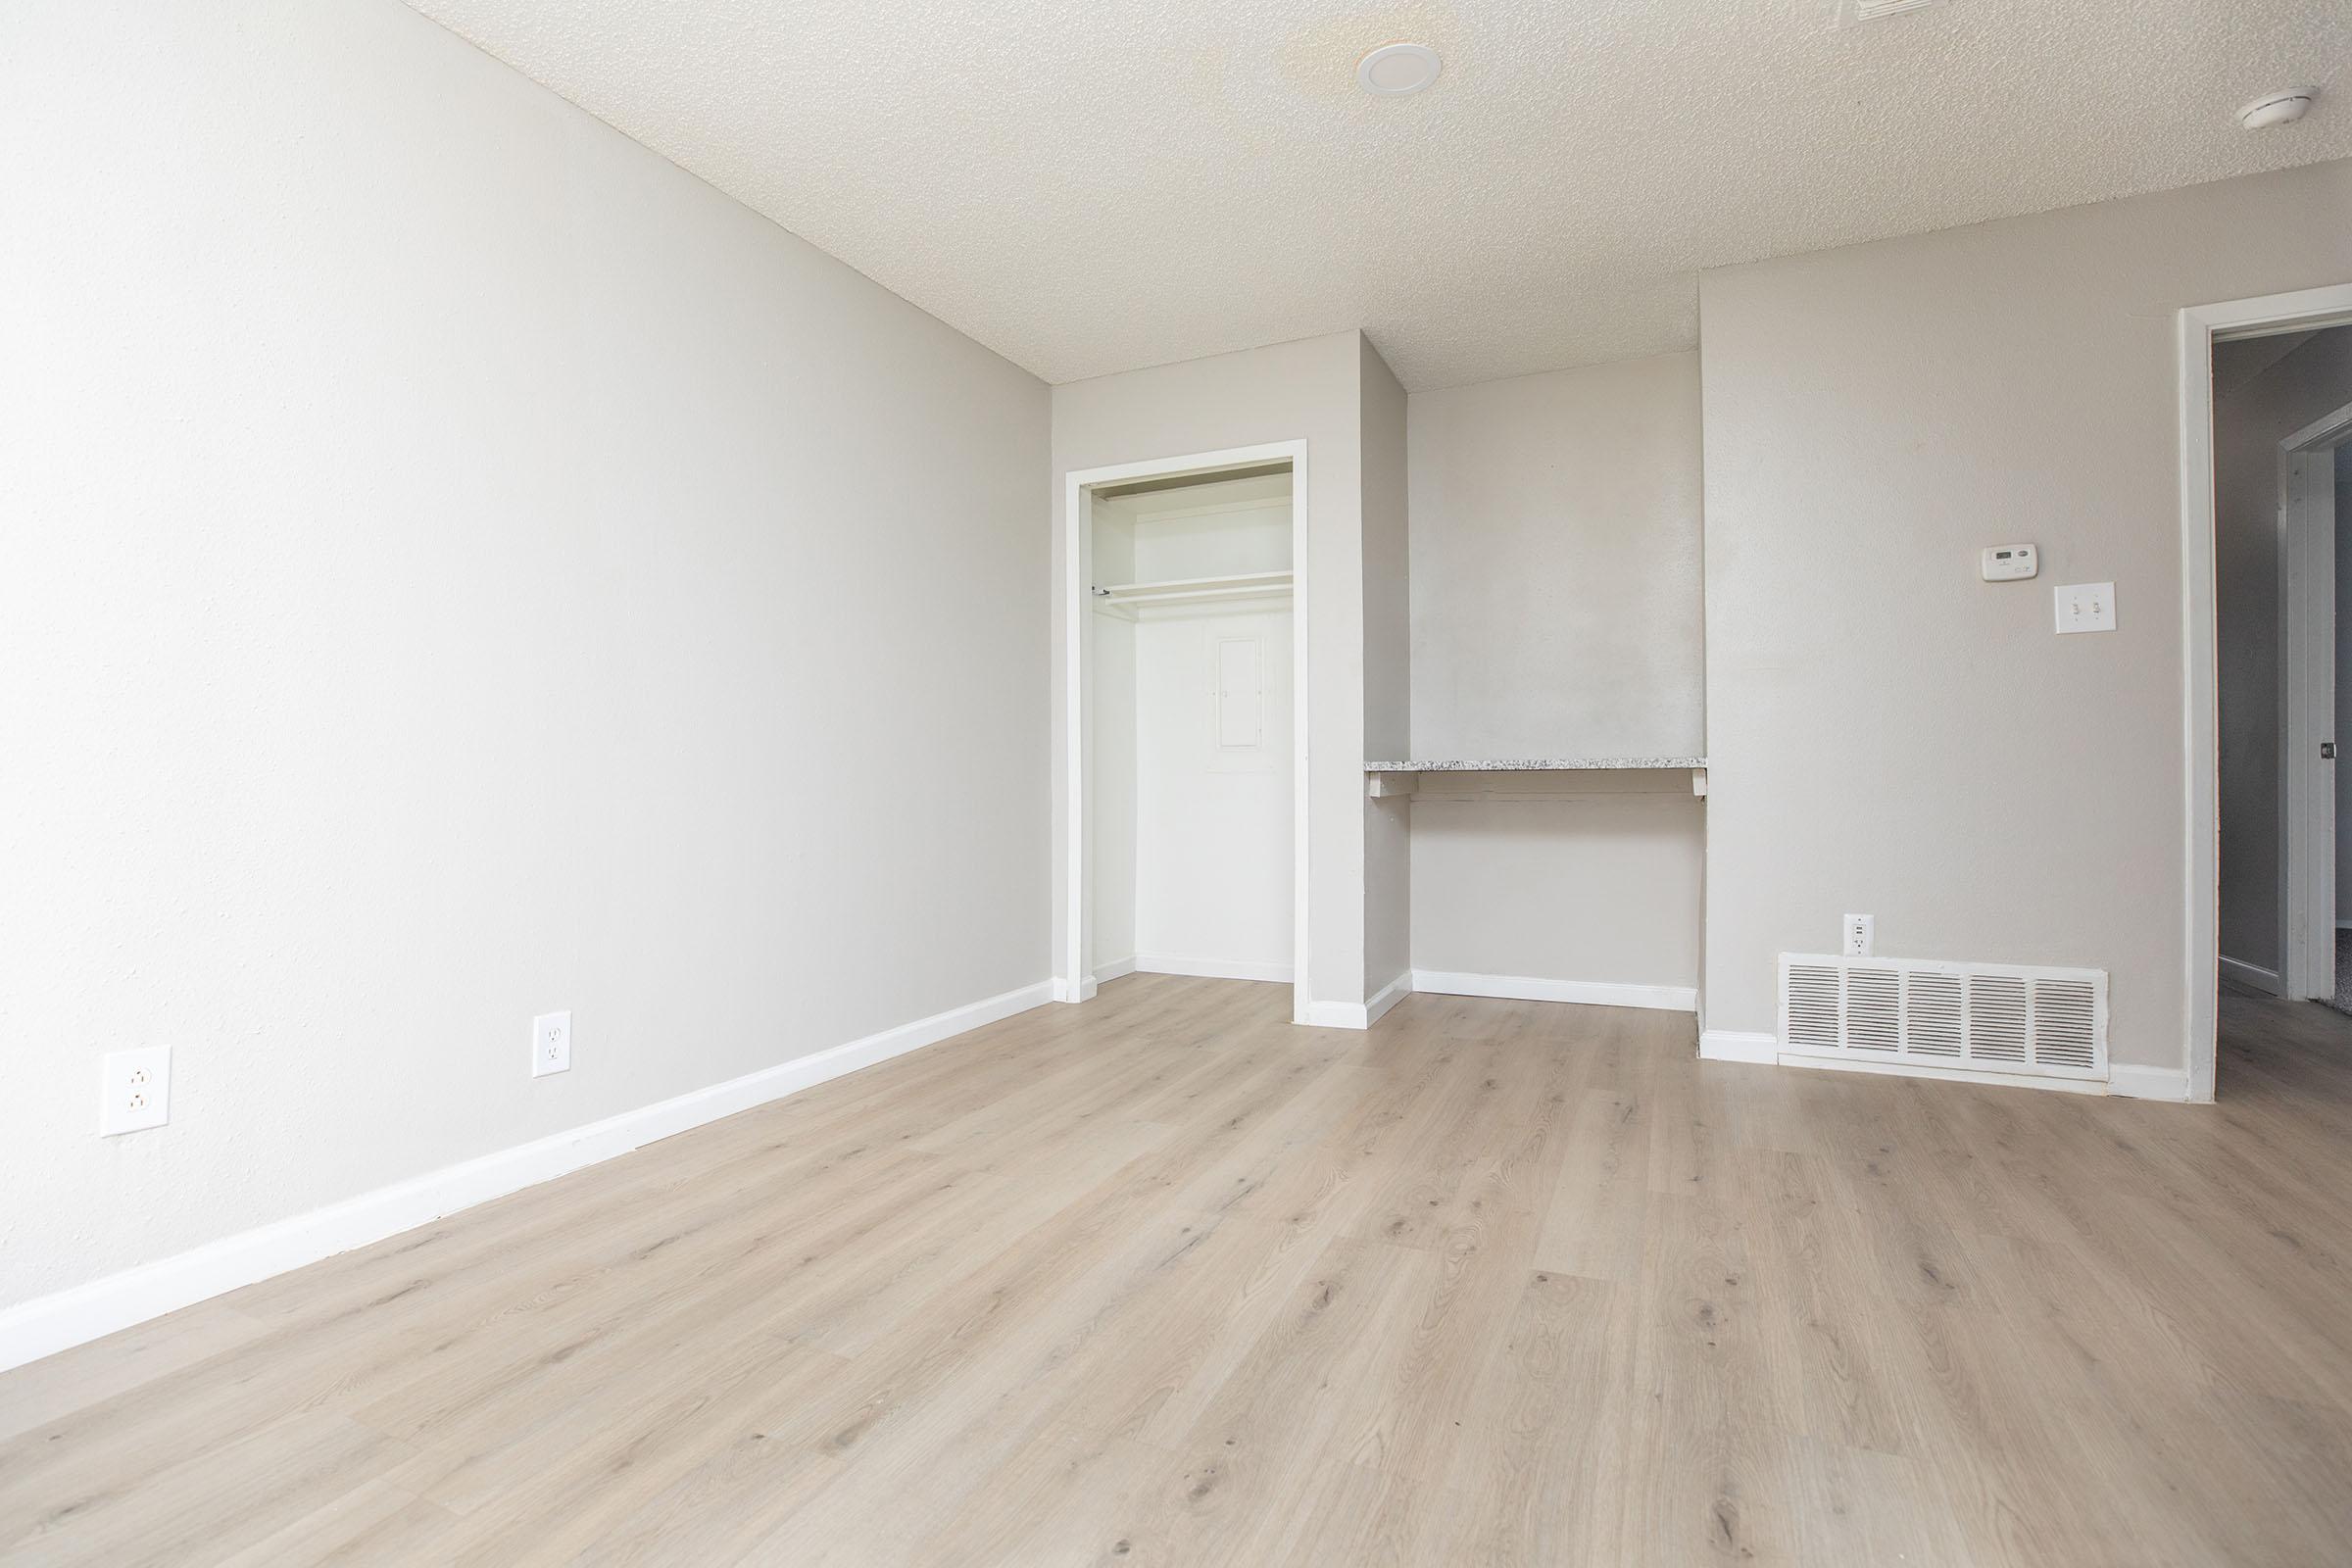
(2183, 286, 2352, 1100)
(1059, 442, 1310, 1022)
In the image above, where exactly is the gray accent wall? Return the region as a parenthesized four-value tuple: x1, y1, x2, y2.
(1404, 353, 1705, 994)
(1698, 159, 2352, 1066)
(0, 0, 1051, 1309)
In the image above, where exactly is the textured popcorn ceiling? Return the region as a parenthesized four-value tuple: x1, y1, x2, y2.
(404, 0, 2352, 390)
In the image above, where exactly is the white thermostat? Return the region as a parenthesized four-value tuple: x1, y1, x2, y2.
(1981, 544, 2038, 581)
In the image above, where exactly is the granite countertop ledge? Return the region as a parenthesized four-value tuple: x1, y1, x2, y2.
(1363, 757, 1706, 771)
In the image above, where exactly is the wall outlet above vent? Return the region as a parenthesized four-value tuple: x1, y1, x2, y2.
(1779, 954, 2106, 1082)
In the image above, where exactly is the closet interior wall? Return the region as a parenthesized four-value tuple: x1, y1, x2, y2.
(1089, 469, 1296, 983)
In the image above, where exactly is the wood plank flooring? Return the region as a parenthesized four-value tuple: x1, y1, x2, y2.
(5, 975, 2352, 1565)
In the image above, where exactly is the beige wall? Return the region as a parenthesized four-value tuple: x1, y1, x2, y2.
(1360, 338, 1413, 996)
(1053, 331, 1403, 1015)
(1700, 159, 2352, 1067)
(1405, 354, 1705, 991)
(2214, 328, 2352, 980)
(1409, 779, 1703, 991)
(2, 0, 1049, 1308)
(1408, 353, 1705, 758)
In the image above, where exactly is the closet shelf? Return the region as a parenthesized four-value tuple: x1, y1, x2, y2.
(1363, 758, 1709, 799)
(1364, 757, 1705, 771)
(1092, 569, 1293, 607)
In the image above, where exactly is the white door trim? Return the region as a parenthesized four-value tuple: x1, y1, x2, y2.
(2281, 399, 2352, 1001)
(2284, 399, 2352, 455)
(2179, 284, 2352, 1101)
(1058, 440, 1313, 1023)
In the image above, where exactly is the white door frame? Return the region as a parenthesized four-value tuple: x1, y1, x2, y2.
(2179, 284, 2352, 1101)
(2280, 399, 2352, 1001)
(1058, 439, 1312, 1022)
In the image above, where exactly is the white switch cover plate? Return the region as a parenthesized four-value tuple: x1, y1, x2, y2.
(1842, 913, 1875, 957)
(2055, 581, 2116, 634)
(100, 1045, 172, 1136)
(532, 1011, 571, 1077)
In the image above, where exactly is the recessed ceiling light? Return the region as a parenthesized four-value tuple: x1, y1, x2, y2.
(1357, 43, 1442, 97)
(2237, 87, 2317, 130)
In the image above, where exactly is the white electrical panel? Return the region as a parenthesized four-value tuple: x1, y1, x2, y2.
(1981, 544, 2037, 581)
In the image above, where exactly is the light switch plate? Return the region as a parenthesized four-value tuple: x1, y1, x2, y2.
(2055, 581, 2116, 634)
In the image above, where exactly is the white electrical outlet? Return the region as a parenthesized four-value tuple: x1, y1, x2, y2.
(531, 1011, 571, 1077)
(100, 1046, 172, 1136)
(1842, 914, 1875, 957)
(2054, 581, 2116, 634)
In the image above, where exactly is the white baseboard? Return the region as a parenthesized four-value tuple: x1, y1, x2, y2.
(1052, 975, 1099, 1004)
(1366, 970, 1411, 1025)
(0, 979, 1054, 1375)
(1092, 956, 1138, 985)
(1703, 1029, 2199, 1104)
(2219, 955, 2282, 995)
(1133, 955, 1294, 984)
(1777, 1053, 2106, 1095)
(1300, 971, 1412, 1031)
(1697, 1029, 1779, 1064)
(1411, 969, 1696, 1013)
(2108, 1063, 2196, 1102)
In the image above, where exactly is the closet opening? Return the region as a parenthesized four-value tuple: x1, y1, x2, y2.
(1060, 442, 1309, 1023)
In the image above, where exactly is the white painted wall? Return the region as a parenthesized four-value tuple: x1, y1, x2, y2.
(1134, 606, 1297, 975)
(1089, 502, 1140, 974)
(1127, 492, 1293, 580)
(0, 0, 1048, 1312)
(2215, 327, 2352, 981)
(1054, 332, 1387, 1015)
(1091, 480, 1296, 980)
(1404, 354, 1705, 993)
(1700, 159, 2352, 1068)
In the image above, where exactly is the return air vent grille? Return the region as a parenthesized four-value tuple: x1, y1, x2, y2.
(1777, 955, 2107, 1082)
(1838, 0, 1944, 24)
(1787, 961, 1841, 1051)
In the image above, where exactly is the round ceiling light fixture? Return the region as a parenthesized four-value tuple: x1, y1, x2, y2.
(2237, 86, 2316, 129)
(1357, 42, 1443, 97)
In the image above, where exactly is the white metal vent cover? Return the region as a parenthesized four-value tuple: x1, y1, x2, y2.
(1837, 0, 1946, 24)
(1778, 954, 2107, 1081)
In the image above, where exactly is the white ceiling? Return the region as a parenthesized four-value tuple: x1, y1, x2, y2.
(406, 0, 2351, 391)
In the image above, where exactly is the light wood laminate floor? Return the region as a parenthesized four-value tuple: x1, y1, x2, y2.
(5, 975, 2352, 1566)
